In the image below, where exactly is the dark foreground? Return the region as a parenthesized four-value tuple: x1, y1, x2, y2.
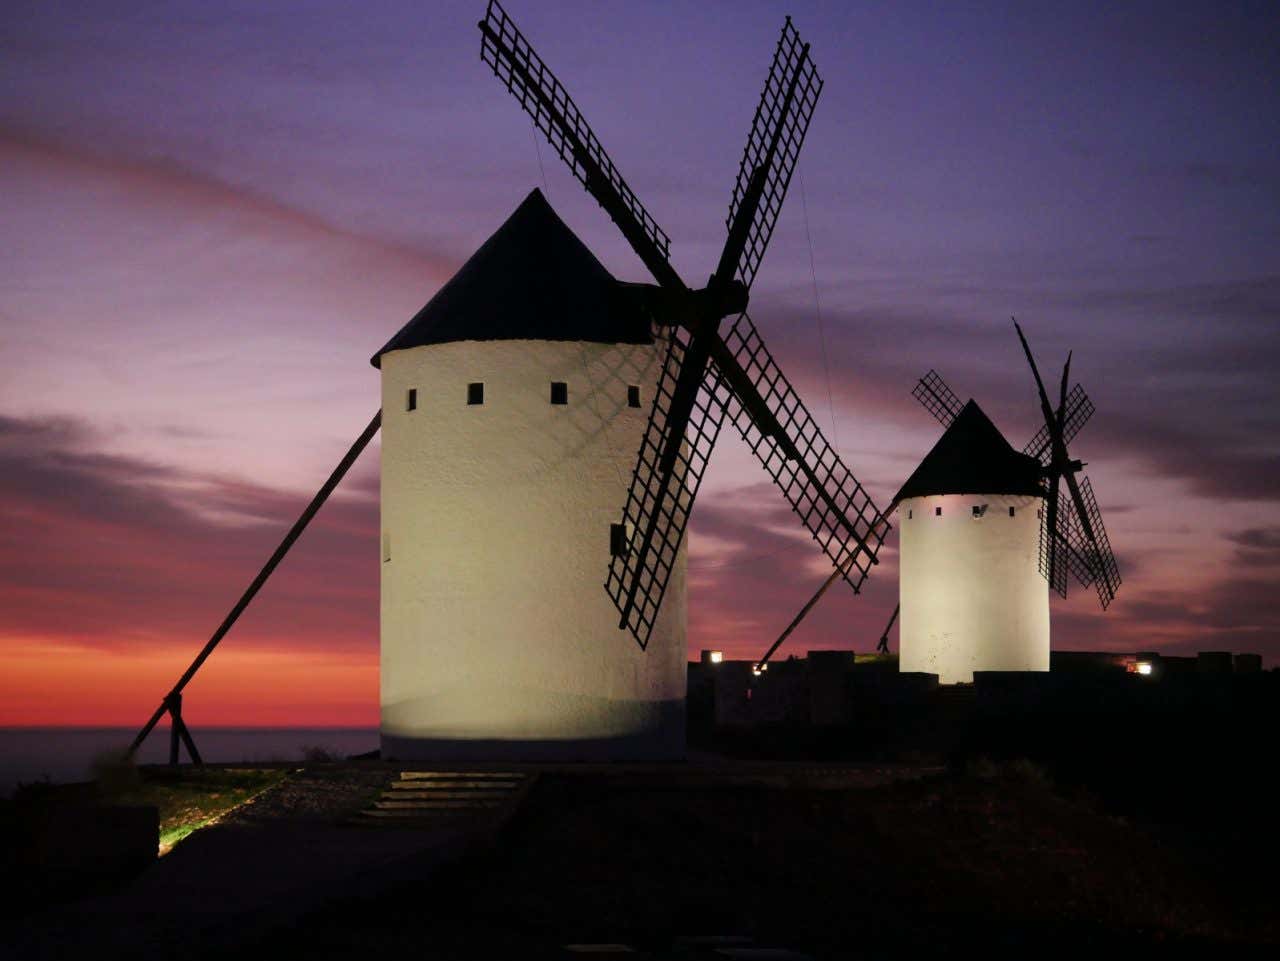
(3, 756, 1276, 961)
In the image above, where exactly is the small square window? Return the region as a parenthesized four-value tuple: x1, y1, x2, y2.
(467, 382, 484, 405)
(627, 385, 641, 408)
(610, 523, 629, 557)
(972, 505, 987, 518)
(935, 506, 942, 517)
(1009, 506, 1016, 517)
(406, 388, 417, 412)
(550, 381, 568, 405)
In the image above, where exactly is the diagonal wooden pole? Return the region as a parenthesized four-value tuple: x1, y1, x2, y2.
(755, 509, 892, 670)
(129, 410, 382, 760)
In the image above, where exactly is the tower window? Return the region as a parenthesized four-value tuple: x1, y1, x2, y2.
(907, 509, 912, 520)
(610, 523, 630, 557)
(627, 385, 641, 408)
(382, 532, 391, 563)
(467, 382, 484, 405)
(972, 505, 987, 518)
(406, 388, 417, 412)
(1009, 506, 1016, 517)
(550, 381, 568, 405)
(935, 506, 942, 517)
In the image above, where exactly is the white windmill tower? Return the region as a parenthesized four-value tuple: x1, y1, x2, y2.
(373, 189, 687, 760)
(892, 324, 1121, 684)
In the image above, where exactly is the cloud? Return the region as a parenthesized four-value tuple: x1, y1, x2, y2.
(1225, 527, 1280, 567)
(747, 273, 1280, 504)
(0, 413, 379, 657)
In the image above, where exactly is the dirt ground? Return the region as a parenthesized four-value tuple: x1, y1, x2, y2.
(237, 762, 1278, 960)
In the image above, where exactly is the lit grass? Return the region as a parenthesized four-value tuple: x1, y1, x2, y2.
(114, 768, 289, 854)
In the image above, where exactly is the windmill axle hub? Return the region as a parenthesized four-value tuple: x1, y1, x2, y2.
(641, 280, 749, 332)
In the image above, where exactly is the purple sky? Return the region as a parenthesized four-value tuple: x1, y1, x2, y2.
(2, 1, 1277, 724)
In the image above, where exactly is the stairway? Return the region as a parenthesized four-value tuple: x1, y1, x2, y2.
(353, 770, 535, 829)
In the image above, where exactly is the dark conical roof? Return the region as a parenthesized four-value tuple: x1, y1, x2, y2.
(372, 189, 652, 367)
(894, 400, 1044, 504)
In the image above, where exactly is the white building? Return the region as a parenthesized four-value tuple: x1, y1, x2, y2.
(372, 189, 687, 760)
(895, 400, 1049, 684)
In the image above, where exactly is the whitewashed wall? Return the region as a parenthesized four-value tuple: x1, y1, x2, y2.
(898, 493, 1049, 684)
(379, 337, 687, 760)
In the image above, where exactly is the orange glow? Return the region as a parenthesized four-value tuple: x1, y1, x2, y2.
(0, 635, 377, 727)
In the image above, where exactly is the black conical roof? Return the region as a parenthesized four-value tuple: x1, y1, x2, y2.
(372, 189, 652, 367)
(894, 400, 1044, 503)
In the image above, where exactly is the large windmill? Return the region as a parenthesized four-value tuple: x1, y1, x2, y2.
(130, 2, 888, 764)
(892, 321, 1120, 682)
(475, 1, 887, 649)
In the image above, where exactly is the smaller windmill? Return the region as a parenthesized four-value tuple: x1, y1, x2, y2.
(892, 321, 1120, 682)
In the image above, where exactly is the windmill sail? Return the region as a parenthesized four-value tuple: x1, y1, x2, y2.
(718, 312, 885, 592)
(1013, 320, 1120, 611)
(912, 369, 964, 428)
(480, 2, 887, 649)
(1024, 383, 1094, 464)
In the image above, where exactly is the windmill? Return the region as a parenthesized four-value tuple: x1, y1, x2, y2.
(890, 321, 1120, 682)
(476, 0, 887, 651)
(753, 321, 1120, 683)
(129, 1, 888, 765)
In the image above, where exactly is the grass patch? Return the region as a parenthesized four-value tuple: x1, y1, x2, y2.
(113, 767, 288, 854)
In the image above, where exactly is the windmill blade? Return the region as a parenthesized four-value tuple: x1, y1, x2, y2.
(1047, 482, 1095, 589)
(605, 330, 731, 645)
(912, 369, 964, 428)
(722, 16, 824, 292)
(478, 0, 680, 288)
(1013, 319, 1062, 443)
(1062, 473, 1122, 608)
(1024, 383, 1094, 465)
(716, 311, 888, 593)
(1038, 475, 1068, 596)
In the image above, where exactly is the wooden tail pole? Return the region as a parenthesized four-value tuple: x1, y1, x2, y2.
(755, 510, 893, 671)
(129, 410, 383, 760)
(876, 603, 900, 655)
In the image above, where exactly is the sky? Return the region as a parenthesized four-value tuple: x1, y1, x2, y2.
(2, 0, 1277, 727)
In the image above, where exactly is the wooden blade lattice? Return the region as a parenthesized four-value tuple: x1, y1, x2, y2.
(719, 312, 887, 592)
(479, 0, 672, 269)
(1024, 384, 1094, 464)
(1038, 489, 1069, 597)
(605, 329, 731, 646)
(912, 369, 964, 428)
(1068, 475, 1121, 608)
(1038, 476, 1121, 608)
(725, 17, 823, 291)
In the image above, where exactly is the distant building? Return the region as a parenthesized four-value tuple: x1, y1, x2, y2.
(895, 401, 1048, 684)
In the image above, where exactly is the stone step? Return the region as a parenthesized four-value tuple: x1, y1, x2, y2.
(358, 806, 477, 818)
(373, 798, 502, 810)
(380, 789, 514, 800)
(398, 771, 526, 780)
(353, 770, 537, 829)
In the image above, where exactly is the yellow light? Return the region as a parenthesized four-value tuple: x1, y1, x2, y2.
(709, 651, 723, 664)
(1136, 661, 1153, 676)
(751, 662, 767, 676)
